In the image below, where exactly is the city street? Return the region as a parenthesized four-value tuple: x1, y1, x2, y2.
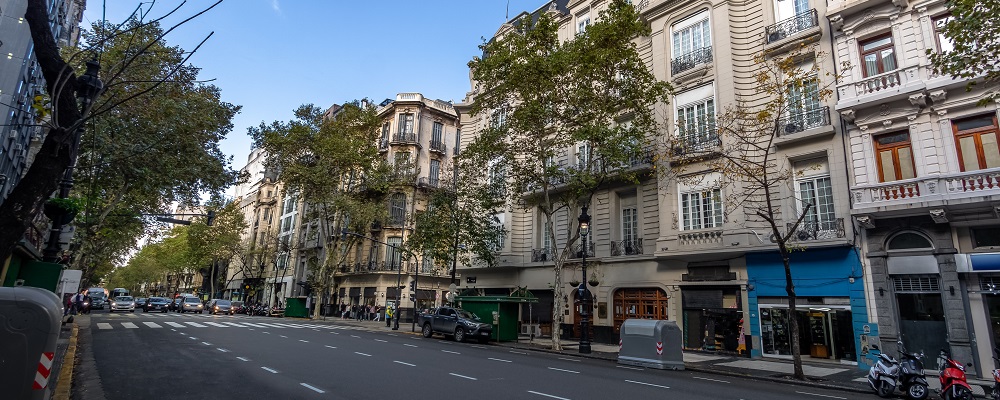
(79, 311, 860, 400)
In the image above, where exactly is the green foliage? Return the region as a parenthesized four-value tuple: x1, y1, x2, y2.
(927, 0, 1000, 104)
(45, 197, 85, 215)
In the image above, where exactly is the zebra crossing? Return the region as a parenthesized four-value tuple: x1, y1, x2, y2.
(93, 314, 363, 331)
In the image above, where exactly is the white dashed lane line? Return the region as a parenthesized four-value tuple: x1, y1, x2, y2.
(261, 367, 278, 374)
(488, 358, 512, 363)
(449, 373, 477, 380)
(692, 376, 729, 384)
(403, 344, 418, 348)
(626, 380, 669, 389)
(374, 339, 387, 343)
(298, 339, 309, 343)
(300, 383, 325, 394)
(441, 350, 461, 355)
(510, 351, 527, 355)
(325, 345, 337, 349)
(527, 390, 570, 400)
(556, 357, 580, 362)
(351, 335, 361, 338)
(794, 392, 846, 399)
(201, 342, 212, 346)
(216, 348, 230, 353)
(394, 361, 416, 367)
(236, 357, 250, 362)
(280, 335, 288, 338)
(547, 367, 579, 374)
(354, 352, 372, 357)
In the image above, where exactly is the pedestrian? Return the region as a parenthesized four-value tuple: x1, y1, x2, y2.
(73, 291, 85, 315)
(368, 304, 374, 321)
(373, 305, 381, 322)
(385, 303, 393, 327)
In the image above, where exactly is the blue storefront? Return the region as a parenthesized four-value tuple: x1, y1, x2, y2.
(746, 247, 869, 370)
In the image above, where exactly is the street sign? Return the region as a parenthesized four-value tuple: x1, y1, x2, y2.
(466, 277, 476, 284)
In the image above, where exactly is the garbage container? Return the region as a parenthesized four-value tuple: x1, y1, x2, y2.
(456, 291, 538, 342)
(618, 319, 684, 370)
(283, 297, 308, 318)
(0, 286, 63, 399)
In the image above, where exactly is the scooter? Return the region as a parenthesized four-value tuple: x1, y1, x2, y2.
(990, 347, 1000, 400)
(938, 350, 974, 400)
(897, 341, 929, 400)
(868, 343, 900, 398)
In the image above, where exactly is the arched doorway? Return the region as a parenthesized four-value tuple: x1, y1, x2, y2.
(612, 288, 669, 334)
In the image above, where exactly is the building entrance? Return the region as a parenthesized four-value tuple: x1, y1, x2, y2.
(759, 304, 856, 360)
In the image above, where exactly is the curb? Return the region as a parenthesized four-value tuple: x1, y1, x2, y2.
(500, 343, 872, 395)
(52, 323, 78, 400)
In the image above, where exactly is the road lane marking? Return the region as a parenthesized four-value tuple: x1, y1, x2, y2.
(216, 348, 229, 353)
(354, 352, 372, 357)
(794, 392, 846, 400)
(374, 339, 387, 343)
(324, 345, 337, 349)
(557, 357, 580, 362)
(201, 342, 212, 346)
(510, 351, 528, 355)
(222, 322, 247, 327)
(185, 322, 207, 328)
(394, 361, 416, 367)
(449, 373, 477, 380)
(179, 332, 186, 336)
(298, 339, 309, 343)
(121, 322, 138, 329)
(170, 329, 176, 332)
(442, 350, 461, 354)
(692, 376, 729, 383)
(300, 383, 325, 394)
(142, 322, 162, 328)
(96, 323, 112, 330)
(387, 334, 397, 337)
(242, 323, 266, 327)
(528, 391, 569, 400)
(404, 344, 418, 347)
(188, 337, 197, 340)
(165, 322, 185, 328)
(626, 380, 669, 389)
(262, 332, 270, 334)
(261, 367, 278, 374)
(547, 367, 580, 374)
(471, 345, 486, 349)
(488, 358, 512, 363)
(616, 366, 644, 371)
(236, 357, 249, 362)
(351, 335, 361, 338)
(203, 322, 227, 327)
(279, 335, 288, 338)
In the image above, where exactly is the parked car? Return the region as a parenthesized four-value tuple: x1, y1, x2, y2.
(134, 297, 147, 308)
(179, 296, 204, 313)
(144, 297, 170, 312)
(207, 299, 234, 315)
(231, 301, 245, 314)
(109, 296, 136, 313)
(169, 293, 195, 312)
(419, 306, 492, 343)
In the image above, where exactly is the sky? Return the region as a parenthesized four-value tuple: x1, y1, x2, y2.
(82, 0, 547, 176)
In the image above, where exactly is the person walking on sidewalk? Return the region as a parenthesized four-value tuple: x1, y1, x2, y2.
(385, 303, 393, 327)
(373, 305, 381, 322)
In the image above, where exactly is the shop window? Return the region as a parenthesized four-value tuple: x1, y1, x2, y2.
(953, 114, 1000, 171)
(973, 227, 1000, 248)
(887, 232, 934, 251)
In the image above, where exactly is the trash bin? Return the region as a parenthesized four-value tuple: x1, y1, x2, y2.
(283, 297, 308, 318)
(0, 286, 63, 399)
(618, 319, 684, 370)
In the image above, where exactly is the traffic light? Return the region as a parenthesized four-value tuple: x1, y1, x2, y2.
(408, 281, 415, 292)
(244, 284, 251, 290)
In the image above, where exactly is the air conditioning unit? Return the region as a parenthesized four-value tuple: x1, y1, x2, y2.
(13, 143, 22, 152)
(8, 130, 18, 140)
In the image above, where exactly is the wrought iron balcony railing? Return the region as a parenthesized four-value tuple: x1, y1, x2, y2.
(672, 130, 720, 155)
(568, 241, 595, 259)
(429, 140, 446, 154)
(778, 106, 830, 136)
(785, 218, 846, 242)
(671, 46, 713, 75)
(391, 133, 419, 144)
(417, 177, 440, 188)
(765, 9, 819, 44)
(610, 238, 643, 256)
(378, 139, 389, 151)
(531, 248, 552, 262)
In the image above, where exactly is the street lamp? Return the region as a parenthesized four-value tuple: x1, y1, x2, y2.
(341, 228, 413, 330)
(577, 205, 592, 354)
(43, 59, 103, 262)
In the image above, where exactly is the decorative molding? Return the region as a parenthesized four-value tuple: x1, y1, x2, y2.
(879, 104, 892, 115)
(907, 115, 918, 122)
(841, 109, 856, 122)
(929, 208, 948, 223)
(857, 215, 876, 229)
(994, 204, 1000, 219)
(929, 90, 947, 104)
(909, 93, 928, 108)
(830, 15, 844, 30)
(883, 120, 893, 129)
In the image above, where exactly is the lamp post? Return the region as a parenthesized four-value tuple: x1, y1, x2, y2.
(341, 228, 412, 330)
(43, 60, 103, 263)
(577, 205, 592, 354)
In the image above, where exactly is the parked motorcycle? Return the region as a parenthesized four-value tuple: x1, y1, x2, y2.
(991, 347, 1000, 400)
(938, 350, 974, 400)
(867, 340, 929, 399)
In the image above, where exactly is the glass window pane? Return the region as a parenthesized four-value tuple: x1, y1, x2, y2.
(958, 136, 980, 170)
(982, 133, 1000, 169)
(897, 147, 915, 179)
(702, 20, 711, 47)
(880, 48, 897, 71)
(863, 54, 879, 77)
(879, 150, 898, 181)
(861, 36, 892, 52)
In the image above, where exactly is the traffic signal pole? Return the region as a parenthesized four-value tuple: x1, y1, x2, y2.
(411, 266, 419, 332)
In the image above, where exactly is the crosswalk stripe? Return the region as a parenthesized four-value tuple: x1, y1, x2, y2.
(241, 322, 266, 327)
(185, 322, 207, 328)
(165, 322, 186, 328)
(121, 322, 139, 329)
(272, 323, 302, 328)
(142, 322, 162, 328)
(257, 323, 286, 328)
(203, 322, 228, 328)
(97, 323, 112, 330)
(222, 322, 247, 327)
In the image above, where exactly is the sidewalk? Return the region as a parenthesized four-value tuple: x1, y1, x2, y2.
(333, 318, 995, 398)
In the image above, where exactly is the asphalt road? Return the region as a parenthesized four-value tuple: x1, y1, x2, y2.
(84, 310, 861, 400)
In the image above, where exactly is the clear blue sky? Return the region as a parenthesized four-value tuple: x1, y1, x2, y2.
(82, 0, 545, 169)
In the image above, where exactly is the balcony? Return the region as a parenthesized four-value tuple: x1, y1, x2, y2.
(836, 65, 926, 111)
(856, 70, 901, 96)
(417, 177, 440, 188)
(429, 140, 446, 154)
(625, 146, 655, 168)
(764, 10, 821, 52)
(531, 248, 552, 262)
(785, 218, 846, 242)
(378, 139, 389, 152)
(610, 238, 643, 256)
(671, 46, 713, 76)
(390, 133, 419, 146)
(678, 230, 723, 246)
(339, 261, 401, 274)
(851, 167, 1000, 213)
(671, 131, 720, 157)
(774, 106, 834, 146)
(391, 167, 419, 185)
(568, 241, 595, 259)
(386, 214, 406, 227)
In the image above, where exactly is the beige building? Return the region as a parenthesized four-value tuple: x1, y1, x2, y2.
(829, 0, 1000, 375)
(459, 0, 867, 365)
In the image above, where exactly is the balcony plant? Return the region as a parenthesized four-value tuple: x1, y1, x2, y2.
(43, 197, 84, 224)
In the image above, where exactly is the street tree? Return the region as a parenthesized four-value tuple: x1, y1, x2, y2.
(249, 102, 394, 319)
(68, 18, 241, 285)
(464, 0, 671, 350)
(0, 1, 224, 269)
(928, 0, 1000, 104)
(678, 47, 845, 380)
(186, 200, 247, 299)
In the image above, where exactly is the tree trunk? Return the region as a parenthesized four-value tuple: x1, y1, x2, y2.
(551, 259, 563, 351)
(781, 245, 805, 380)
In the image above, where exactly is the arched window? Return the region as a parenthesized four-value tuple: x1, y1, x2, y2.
(389, 193, 406, 226)
(887, 231, 934, 251)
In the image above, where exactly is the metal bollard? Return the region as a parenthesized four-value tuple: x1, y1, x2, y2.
(0, 286, 63, 399)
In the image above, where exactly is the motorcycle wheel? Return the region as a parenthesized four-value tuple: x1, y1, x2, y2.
(877, 380, 895, 398)
(992, 385, 1000, 400)
(954, 386, 973, 400)
(906, 383, 928, 400)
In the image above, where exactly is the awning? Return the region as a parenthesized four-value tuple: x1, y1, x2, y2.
(956, 253, 1000, 272)
(363, 287, 376, 298)
(349, 287, 361, 297)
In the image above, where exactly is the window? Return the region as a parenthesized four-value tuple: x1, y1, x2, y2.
(381, 121, 390, 143)
(681, 188, 723, 230)
(874, 132, 916, 182)
(677, 97, 716, 148)
(672, 13, 711, 59)
(488, 159, 506, 197)
(794, 158, 836, 232)
(489, 214, 505, 252)
(973, 227, 1000, 248)
(577, 11, 591, 34)
(422, 252, 434, 272)
(859, 34, 897, 77)
(577, 141, 592, 169)
(394, 151, 412, 174)
(429, 159, 441, 186)
(933, 15, 954, 53)
(432, 122, 443, 145)
(388, 193, 406, 225)
(397, 113, 414, 134)
(454, 129, 461, 155)
(953, 114, 1000, 171)
(621, 194, 638, 245)
(386, 237, 402, 269)
(887, 232, 933, 251)
(787, 76, 820, 114)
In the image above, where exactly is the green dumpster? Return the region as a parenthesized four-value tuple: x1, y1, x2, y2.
(284, 296, 308, 318)
(456, 287, 538, 342)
